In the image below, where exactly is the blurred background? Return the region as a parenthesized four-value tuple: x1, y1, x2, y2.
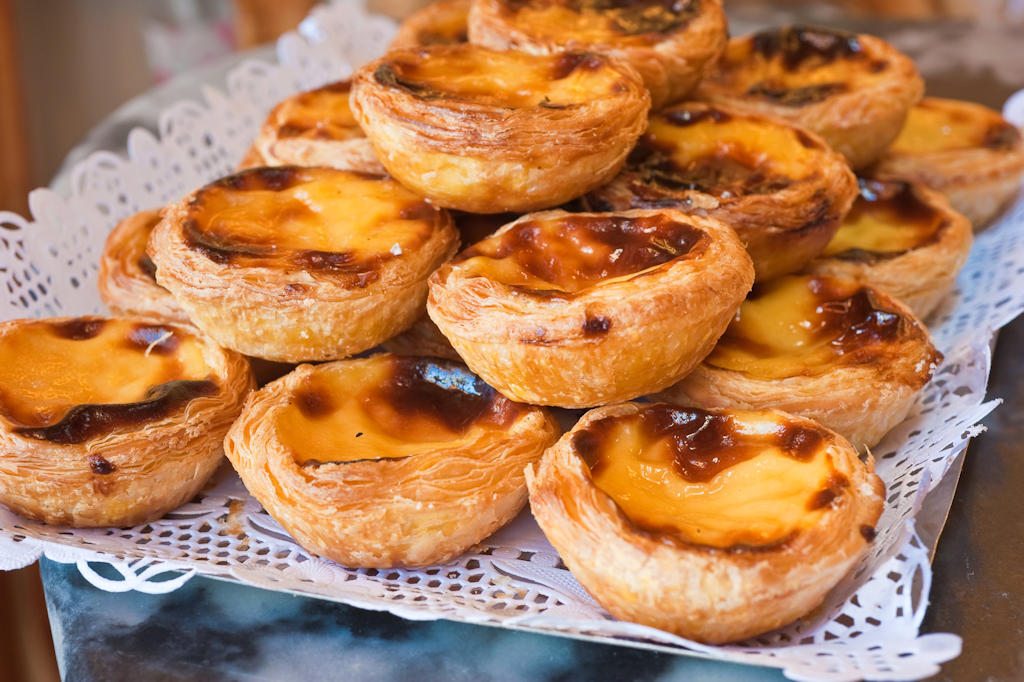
(1, 0, 1022, 680)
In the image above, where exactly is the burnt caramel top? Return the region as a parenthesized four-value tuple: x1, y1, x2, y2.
(374, 47, 635, 109)
(604, 104, 822, 207)
(889, 97, 1023, 155)
(574, 404, 840, 549)
(705, 26, 889, 107)
(706, 275, 935, 380)
(0, 318, 216, 444)
(182, 167, 443, 286)
(276, 355, 528, 466)
(454, 213, 707, 295)
(823, 179, 947, 260)
(500, 0, 700, 44)
(266, 80, 363, 143)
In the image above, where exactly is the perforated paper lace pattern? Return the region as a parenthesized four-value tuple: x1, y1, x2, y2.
(1, 2, 1022, 680)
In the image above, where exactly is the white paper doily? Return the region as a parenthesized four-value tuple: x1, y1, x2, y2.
(1, 2, 1023, 680)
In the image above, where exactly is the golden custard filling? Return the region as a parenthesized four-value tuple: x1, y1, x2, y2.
(889, 97, 1023, 154)
(276, 356, 526, 465)
(270, 81, 363, 142)
(374, 48, 633, 109)
(574, 405, 841, 549)
(706, 275, 908, 380)
(499, 0, 701, 46)
(714, 27, 889, 106)
(625, 105, 819, 198)
(0, 318, 214, 440)
(823, 179, 945, 258)
(183, 167, 440, 282)
(454, 214, 706, 294)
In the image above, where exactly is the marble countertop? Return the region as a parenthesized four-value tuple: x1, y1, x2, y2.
(40, 10, 1024, 682)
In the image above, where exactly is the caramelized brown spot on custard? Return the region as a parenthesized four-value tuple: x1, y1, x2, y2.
(811, 280, 905, 354)
(745, 81, 847, 106)
(627, 138, 794, 199)
(374, 63, 443, 100)
(457, 214, 706, 294)
(507, 0, 699, 36)
(664, 107, 732, 127)
(983, 121, 1023, 151)
(124, 324, 182, 356)
(367, 357, 523, 433)
(860, 524, 877, 542)
(750, 26, 862, 70)
(294, 386, 335, 419)
(50, 319, 107, 341)
(573, 404, 838, 549)
(551, 52, 606, 80)
(88, 454, 116, 475)
(13, 379, 218, 445)
(807, 472, 850, 510)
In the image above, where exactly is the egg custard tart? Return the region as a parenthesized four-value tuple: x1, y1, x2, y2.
(250, 80, 385, 174)
(391, 0, 470, 49)
(872, 97, 1024, 228)
(526, 402, 884, 644)
(585, 102, 857, 280)
(350, 45, 649, 213)
(98, 208, 190, 325)
(804, 178, 972, 319)
(657, 275, 941, 448)
(427, 209, 754, 407)
(0, 316, 253, 527)
(150, 166, 459, 363)
(696, 26, 923, 169)
(467, 0, 726, 109)
(224, 354, 559, 568)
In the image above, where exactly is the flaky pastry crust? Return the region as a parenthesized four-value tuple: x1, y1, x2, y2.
(98, 208, 191, 325)
(526, 402, 884, 644)
(350, 45, 650, 213)
(872, 97, 1024, 228)
(657, 275, 942, 448)
(0, 316, 253, 527)
(150, 166, 459, 363)
(804, 178, 973, 319)
(697, 26, 923, 169)
(251, 80, 385, 174)
(585, 102, 857, 280)
(427, 209, 754, 407)
(223, 356, 560, 567)
(468, 0, 726, 109)
(391, 0, 470, 49)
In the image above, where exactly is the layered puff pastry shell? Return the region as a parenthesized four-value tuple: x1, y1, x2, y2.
(804, 177, 973, 319)
(872, 97, 1024, 228)
(224, 354, 560, 568)
(248, 80, 385, 174)
(697, 26, 923, 169)
(468, 0, 727, 109)
(526, 402, 884, 644)
(427, 209, 754, 408)
(391, 0, 470, 49)
(585, 102, 858, 280)
(0, 316, 253, 527)
(350, 45, 650, 213)
(149, 166, 459, 363)
(98, 208, 190, 324)
(657, 275, 942, 449)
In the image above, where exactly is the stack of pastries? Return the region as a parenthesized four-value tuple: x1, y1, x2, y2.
(2, 0, 1023, 646)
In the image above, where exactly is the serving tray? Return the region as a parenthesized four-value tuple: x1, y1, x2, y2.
(2, 2, 1024, 679)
